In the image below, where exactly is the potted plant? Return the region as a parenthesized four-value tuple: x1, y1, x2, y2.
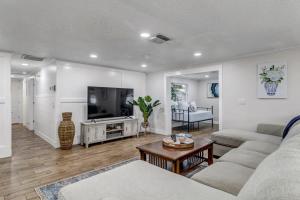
(129, 95, 161, 134)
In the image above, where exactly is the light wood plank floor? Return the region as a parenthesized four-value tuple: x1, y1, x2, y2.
(0, 124, 218, 200)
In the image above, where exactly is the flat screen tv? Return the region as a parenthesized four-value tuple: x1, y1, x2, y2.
(87, 87, 134, 120)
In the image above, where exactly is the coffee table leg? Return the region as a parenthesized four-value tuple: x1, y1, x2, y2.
(140, 150, 146, 161)
(208, 146, 213, 165)
(172, 161, 176, 173)
(175, 160, 181, 174)
(172, 160, 181, 174)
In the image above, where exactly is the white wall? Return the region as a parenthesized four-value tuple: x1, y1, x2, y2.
(197, 79, 219, 123)
(147, 47, 300, 134)
(0, 52, 12, 158)
(56, 61, 146, 146)
(222, 48, 300, 130)
(146, 72, 166, 134)
(11, 79, 23, 124)
(169, 77, 198, 103)
(34, 64, 57, 147)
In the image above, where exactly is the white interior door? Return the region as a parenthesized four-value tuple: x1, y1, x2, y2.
(11, 79, 23, 124)
(23, 78, 34, 130)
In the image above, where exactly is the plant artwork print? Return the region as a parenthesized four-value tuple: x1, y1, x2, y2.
(257, 63, 287, 98)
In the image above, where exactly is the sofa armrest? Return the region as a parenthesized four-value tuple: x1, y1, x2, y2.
(256, 123, 285, 137)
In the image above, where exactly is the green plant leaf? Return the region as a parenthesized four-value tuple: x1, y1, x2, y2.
(144, 95, 152, 102)
(132, 100, 139, 105)
(130, 96, 160, 123)
(153, 100, 161, 107)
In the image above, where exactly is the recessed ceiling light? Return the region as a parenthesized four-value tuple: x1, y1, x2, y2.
(49, 66, 57, 71)
(109, 71, 116, 76)
(205, 75, 209, 78)
(64, 66, 71, 70)
(140, 32, 151, 38)
(22, 72, 27, 75)
(11, 75, 15, 78)
(22, 63, 29, 66)
(141, 64, 147, 68)
(194, 52, 202, 57)
(175, 71, 181, 75)
(89, 53, 98, 59)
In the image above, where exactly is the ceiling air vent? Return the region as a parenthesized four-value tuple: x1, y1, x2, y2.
(149, 34, 171, 44)
(21, 54, 44, 62)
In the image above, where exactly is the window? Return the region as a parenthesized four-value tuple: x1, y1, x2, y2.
(171, 83, 188, 102)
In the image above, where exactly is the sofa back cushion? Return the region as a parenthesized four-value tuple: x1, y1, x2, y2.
(256, 124, 284, 137)
(238, 146, 300, 200)
(282, 115, 300, 139)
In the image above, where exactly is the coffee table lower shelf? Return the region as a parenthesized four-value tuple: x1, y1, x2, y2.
(137, 139, 213, 175)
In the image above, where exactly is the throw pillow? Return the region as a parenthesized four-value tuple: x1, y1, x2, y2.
(189, 101, 197, 112)
(178, 101, 189, 110)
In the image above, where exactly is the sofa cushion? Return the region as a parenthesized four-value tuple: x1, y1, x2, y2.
(58, 160, 236, 200)
(280, 133, 300, 150)
(213, 143, 235, 157)
(212, 129, 281, 147)
(191, 162, 254, 196)
(282, 122, 300, 143)
(256, 123, 284, 137)
(218, 149, 267, 169)
(238, 141, 279, 155)
(238, 148, 300, 200)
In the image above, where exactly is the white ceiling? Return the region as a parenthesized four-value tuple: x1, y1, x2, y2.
(1, 0, 300, 72)
(10, 54, 54, 76)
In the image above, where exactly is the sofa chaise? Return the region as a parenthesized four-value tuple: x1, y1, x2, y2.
(58, 122, 300, 200)
(212, 123, 284, 157)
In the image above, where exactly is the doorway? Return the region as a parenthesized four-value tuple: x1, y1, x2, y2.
(11, 78, 23, 125)
(164, 65, 223, 135)
(10, 76, 35, 131)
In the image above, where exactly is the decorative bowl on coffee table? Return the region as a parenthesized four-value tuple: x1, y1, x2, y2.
(162, 137, 194, 149)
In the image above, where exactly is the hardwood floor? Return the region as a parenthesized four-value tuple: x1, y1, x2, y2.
(0, 124, 217, 200)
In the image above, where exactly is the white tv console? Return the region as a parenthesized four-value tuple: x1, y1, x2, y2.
(80, 118, 139, 148)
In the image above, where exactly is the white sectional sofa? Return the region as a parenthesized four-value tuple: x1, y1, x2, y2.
(58, 123, 300, 200)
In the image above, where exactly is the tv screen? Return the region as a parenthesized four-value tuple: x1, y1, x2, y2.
(88, 87, 134, 120)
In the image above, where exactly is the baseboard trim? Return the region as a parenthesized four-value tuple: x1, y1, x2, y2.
(149, 128, 168, 135)
(60, 98, 86, 103)
(0, 97, 6, 104)
(35, 130, 59, 148)
(201, 120, 219, 125)
(0, 145, 12, 158)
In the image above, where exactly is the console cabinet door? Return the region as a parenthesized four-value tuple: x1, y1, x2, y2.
(95, 124, 106, 141)
(132, 121, 138, 135)
(87, 126, 96, 143)
(124, 121, 132, 136)
(124, 121, 137, 136)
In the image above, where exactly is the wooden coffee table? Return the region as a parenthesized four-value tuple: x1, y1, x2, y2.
(136, 137, 213, 175)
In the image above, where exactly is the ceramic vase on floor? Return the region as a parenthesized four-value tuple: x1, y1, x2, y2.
(58, 112, 75, 150)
